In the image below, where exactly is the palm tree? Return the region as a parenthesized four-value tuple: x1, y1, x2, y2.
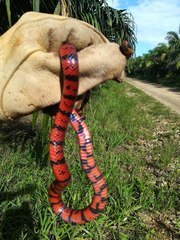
(127, 27, 180, 87)
(165, 28, 180, 73)
(165, 27, 180, 49)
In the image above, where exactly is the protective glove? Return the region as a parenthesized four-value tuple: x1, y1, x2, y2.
(0, 12, 127, 121)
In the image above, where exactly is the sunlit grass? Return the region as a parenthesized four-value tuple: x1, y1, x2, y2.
(0, 82, 179, 239)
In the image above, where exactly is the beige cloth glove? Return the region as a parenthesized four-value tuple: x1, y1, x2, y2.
(0, 12, 127, 121)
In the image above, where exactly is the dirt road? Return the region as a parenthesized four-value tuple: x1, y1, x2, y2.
(125, 77, 180, 115)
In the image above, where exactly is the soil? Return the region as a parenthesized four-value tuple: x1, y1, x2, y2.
(125, 77, 180, 115)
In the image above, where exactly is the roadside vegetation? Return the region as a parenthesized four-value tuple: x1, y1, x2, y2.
(127, 28, 180, 88)
(0, 81, 179, 239)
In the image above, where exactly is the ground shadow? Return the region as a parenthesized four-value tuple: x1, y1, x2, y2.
(0, 184, 36, 202)
(145, 81, 180, 95)
(0, 117, 37, 151)
(0, 116, 50, 167)
(128, 78, 180, 94)
(0, 184, 37, 240)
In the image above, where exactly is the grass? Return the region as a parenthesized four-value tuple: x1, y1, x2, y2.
(0, 81, 179, 240)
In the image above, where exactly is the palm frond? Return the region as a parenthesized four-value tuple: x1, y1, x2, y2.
(62, 0, 137, 49)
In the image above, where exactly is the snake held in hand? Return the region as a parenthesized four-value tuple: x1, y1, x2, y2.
(48, 43, 108, 224)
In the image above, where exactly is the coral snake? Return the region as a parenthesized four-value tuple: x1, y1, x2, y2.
(48, 44, 108, 224)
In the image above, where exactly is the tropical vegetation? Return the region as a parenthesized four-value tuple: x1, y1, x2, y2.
(0, 0, 136, 49)
(127, 27, 180, 88)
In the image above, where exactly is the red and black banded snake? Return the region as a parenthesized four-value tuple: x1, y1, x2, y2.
(48, 44, 108, 224)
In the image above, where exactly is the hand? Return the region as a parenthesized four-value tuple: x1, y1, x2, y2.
(0, 12, 127, 121)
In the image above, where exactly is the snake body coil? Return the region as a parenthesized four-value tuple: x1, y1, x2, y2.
(48, 44, 108, 224)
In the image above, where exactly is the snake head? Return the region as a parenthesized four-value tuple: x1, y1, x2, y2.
(120, 40, 133, 59)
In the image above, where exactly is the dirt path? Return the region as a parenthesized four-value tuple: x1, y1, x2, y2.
(125, 77, 180, 115)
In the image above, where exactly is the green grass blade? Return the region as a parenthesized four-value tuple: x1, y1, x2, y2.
(32, 111, 39, 128)
(33, 0, 40, 12)
(54, 0, 60, 15)
(5, 0, 11, 27)
(42, 114, 50, 146)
